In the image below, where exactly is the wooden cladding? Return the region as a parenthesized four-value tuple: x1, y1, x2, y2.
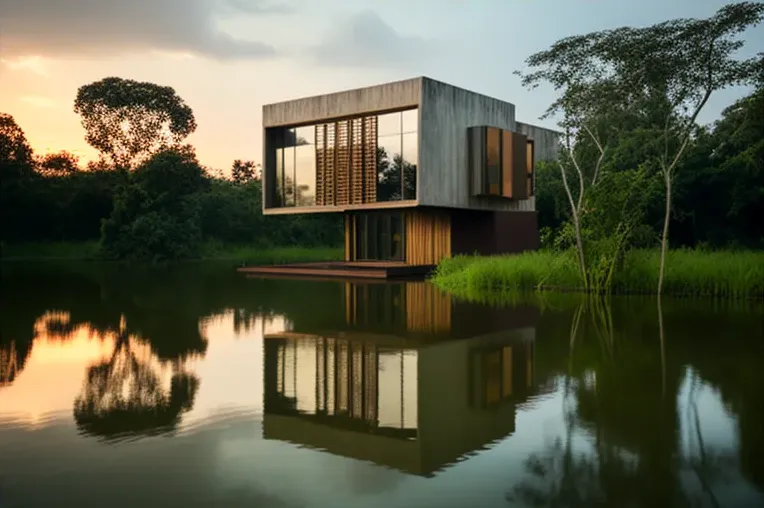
(405, 282, 452, 334)
(469, 126, 532, 200)
(315, 117, 378, 207)
(405, 210, 451, 265)
(344, 214, 353, 261)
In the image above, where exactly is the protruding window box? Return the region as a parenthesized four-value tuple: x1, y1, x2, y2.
(469, 126, 534, 200)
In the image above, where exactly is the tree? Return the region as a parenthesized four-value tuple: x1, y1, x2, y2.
(1, 113, 37, 243)
(100, 146, 208, 261)
(36, 150, 80, 176)
(74, 77, 197, 170)
(516, 2, 764, 293)
(0, 112, 34, 181)
(516, 54, 646, 290)
(231, 159, 261, 185)
(597, 2, 764, 294)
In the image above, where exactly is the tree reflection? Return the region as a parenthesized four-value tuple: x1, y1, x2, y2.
(0, 340, 32, 387)
(506, 296, 744, 507)
(73, 317, 199, 441)
(376, 146, 416, 201)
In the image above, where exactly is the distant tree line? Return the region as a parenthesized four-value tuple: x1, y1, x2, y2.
(0, 77, 342, 261)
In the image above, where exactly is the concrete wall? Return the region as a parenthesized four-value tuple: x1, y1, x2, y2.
(514, 121, 561, 163)
(418, 78, 535, 212)
(262, 78, 422, 128)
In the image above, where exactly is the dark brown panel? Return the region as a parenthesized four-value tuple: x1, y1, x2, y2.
(494, 211, 539, 253)
(450, 209, 496, 256)
(468, 126, 486, 197)
(526, 140, 535, 197)
(450, 209, 539, 256)
(512, 132, 528, 201)
(501, 130, 513, 198)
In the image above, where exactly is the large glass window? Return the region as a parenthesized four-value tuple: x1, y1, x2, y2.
(377, 133, 402, 202)
(283, 129, 295, 207)
(266, 108, 418, 208)
(295, 126, 315, 206)
(355, 212, 406, 261)
(402, 132, 417, 201)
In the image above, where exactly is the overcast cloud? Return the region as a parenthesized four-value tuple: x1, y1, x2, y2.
(0, 0, 292, 59)
(309, 10, 435, 69)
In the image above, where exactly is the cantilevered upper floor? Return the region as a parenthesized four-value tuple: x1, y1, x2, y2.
(262, 76, 560, 215)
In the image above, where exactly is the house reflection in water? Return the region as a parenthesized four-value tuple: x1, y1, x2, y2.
(262, 281, 539, 477)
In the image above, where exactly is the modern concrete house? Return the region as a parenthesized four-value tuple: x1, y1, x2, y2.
(259, 76, 560, 272)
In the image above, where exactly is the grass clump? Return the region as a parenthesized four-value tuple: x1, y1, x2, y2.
(433, 248, 764, 300)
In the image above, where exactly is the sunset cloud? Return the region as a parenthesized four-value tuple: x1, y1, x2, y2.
(0, 56, 51, 76)
(0, 0, 292, 60)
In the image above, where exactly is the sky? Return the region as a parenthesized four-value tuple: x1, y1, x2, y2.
(1, 0, 761, 172)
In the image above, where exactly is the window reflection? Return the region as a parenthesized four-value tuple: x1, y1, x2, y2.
(295, 144, 315, 206)
(402, 109, 417, 134)
(377, 134, 402, 202)
(402, 132, 417, 201)
(275, 147, 284, 207)
(267, 108, 418, 208)
(377, 112, 402, 137)
(295, 126, 314, 146)
(284, 145, 295, 206)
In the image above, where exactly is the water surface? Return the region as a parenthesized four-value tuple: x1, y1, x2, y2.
(1, 262, 762, 507)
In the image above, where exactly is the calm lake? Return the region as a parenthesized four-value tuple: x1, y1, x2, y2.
(1, 262, 762, 508)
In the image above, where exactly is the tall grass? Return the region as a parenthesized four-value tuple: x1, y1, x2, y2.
(1, 241, 343, 265)
(200, 242, 342, 265)
(432, 249, 764, 300)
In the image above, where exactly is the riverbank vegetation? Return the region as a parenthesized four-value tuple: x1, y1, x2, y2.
(434, 249, 764, 300)
(435, 3, 764, 299)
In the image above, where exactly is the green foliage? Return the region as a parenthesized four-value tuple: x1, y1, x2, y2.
(74, 77, 197, 169)
(231, 159, 260, 185)
(36, 150, 80, 176)
(100, 148, 208, 261)
(433, 249, 764, 300)
(517, 2, 764, 294)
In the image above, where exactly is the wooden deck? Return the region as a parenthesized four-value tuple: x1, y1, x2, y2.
(237, 261, 435, 280)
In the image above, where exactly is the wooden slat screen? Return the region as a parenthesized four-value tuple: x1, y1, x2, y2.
(336, 120, 350, 206)
(311, 116, 379, 207)
(363, 117, 378, 204)
(315, 124, 326, 206)
(325, 124, 337, 206)
(405, 209, 451, 265)
(351, 119, 364, 205)
(405, 282, 452, 334)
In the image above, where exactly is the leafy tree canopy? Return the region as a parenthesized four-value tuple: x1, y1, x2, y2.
(0, 113, 35, 180)
(36, 151, 81, 176)
(74, 77, 197, 170)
